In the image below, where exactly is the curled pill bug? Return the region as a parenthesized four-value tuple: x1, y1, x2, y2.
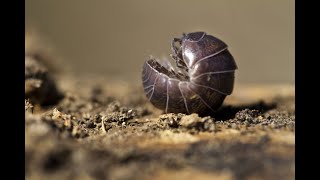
(142, 32, 237, 115)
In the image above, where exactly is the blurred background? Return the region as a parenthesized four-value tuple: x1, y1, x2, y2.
(26, 0, 294, 84)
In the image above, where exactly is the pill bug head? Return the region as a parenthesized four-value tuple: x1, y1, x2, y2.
(142, 32, 237, 115)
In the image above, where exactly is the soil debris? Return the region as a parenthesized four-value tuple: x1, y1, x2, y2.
(158, 113, 215, 133)
(25, 56, 63, 106)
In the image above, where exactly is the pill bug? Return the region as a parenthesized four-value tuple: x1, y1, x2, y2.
(142, 32, 237, 115)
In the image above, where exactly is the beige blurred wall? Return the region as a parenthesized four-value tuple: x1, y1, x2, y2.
(26, 0, 294, 83)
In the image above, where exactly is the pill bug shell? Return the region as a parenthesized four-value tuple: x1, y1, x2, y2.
(142, 32, 237, 115)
